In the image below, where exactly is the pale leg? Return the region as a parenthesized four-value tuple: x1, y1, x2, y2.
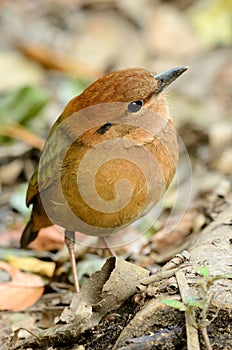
(65, 230, 80, 293)
(102, 237, 116, 257)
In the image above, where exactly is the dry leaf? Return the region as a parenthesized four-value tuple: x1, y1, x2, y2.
(150, 209, 200, 253)
(6, 255, 55, 278)
(58, 257, 149, 328)
(28, 226, 65, 251)
(0, 261, 44, 311)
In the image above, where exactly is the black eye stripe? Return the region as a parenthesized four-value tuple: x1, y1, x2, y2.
(127, 100, 143, 113)
(96, 122, 112, 134)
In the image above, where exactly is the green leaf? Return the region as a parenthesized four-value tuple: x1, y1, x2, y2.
(185, 296, 205, 310)
(161, 299, 186, 311)
(195, 266, 210, 277)
(0, 86, 49, 126)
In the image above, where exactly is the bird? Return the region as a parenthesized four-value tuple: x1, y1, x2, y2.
(21, 66, 188, 292)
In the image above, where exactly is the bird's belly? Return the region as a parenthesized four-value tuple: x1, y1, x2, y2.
(39, 113, 178, 236)
(40, 135, 177, 237)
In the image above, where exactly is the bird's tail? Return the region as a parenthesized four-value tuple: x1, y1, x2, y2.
(20, 219, 39, 248)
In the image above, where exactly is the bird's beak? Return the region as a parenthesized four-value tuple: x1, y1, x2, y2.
(154, 66, 188, 93)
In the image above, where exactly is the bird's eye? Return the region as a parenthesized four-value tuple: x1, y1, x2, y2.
(127, 100, 144, 113)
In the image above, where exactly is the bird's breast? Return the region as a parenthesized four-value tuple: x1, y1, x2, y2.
(39, 117, 178, 236)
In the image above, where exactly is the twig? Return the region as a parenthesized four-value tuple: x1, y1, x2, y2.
(176, 270, 200, 350)
(0, 124, 45, 150)
(199, 326, 212, 350)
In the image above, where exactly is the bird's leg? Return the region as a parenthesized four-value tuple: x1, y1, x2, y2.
(101, 237, 116, 257)
(64, 230, 80, 293)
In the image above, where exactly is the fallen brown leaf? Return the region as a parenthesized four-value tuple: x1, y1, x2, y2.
(58, 257, 149, 327)
(149, 209, 200, 253)
(28, 226, 65, 251)
(0, 261, 44, 311)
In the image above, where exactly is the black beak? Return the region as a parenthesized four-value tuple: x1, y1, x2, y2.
(154, 66, 188, 93)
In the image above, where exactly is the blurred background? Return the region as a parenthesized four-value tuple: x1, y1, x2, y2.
(0, 0, 231, 251)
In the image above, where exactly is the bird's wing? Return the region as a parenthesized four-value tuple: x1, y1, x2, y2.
(26, 118, 71, 206)
(26, 166, 39, 206)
